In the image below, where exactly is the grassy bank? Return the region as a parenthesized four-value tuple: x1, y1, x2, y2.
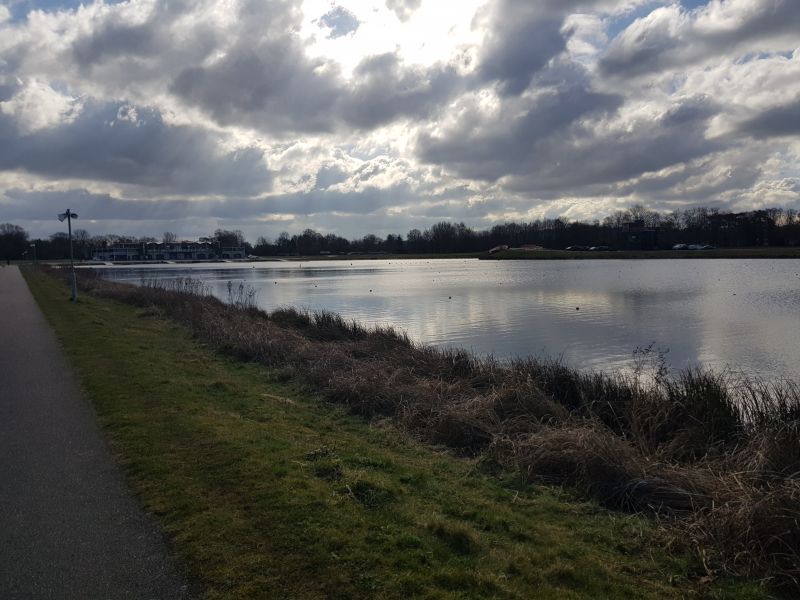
(26, 269, 790, 598)
(484, 247, 800, 260)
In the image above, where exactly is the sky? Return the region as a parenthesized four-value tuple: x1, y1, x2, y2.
(0, 0, 798, 241)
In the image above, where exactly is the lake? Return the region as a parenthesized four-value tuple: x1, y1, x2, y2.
(90, 259, 800, 381)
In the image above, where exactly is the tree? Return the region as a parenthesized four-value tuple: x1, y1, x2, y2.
(48, 232, 71, 259)
(163, 231, 178, 243)
(71, 229, 90, 259)
(0, 223, 29, 260)
(213, 229, 246, 247)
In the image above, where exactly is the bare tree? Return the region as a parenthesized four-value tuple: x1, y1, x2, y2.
(0, 223, 29, 260)
(163, 231, 178, 244)
(73, 228, 91, 260)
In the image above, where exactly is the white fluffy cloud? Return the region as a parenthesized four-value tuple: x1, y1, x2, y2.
(0, 0, 798, 239)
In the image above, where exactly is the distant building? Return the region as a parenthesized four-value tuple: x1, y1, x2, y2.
(618, 220, 659, 250)
(93, 241, 246, 261)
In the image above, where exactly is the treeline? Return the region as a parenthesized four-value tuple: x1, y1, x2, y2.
(252, 205, 800, 256)
(3, 205, 800, 260)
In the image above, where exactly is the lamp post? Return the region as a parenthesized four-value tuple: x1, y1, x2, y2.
(57, 209, 79, 301)
(30, 242, 36, 268)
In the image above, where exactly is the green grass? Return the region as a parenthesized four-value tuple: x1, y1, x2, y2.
(24, 269, 770, 600)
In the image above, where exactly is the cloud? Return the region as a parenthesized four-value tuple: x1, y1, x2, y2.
(339, 52, 462, 129)
(318, 6, 360, 39)
(170, 41, 341, 134)
(418, 63, 625, 184)
(0, 0, 798, 240)
(0, 78, 82, 133)
(0, 99, 272, 196)
(474, 1, 568, 95)
(736, 100, 800, 139)
(385, 0, 422, 22)
(600, 0, 800, 77)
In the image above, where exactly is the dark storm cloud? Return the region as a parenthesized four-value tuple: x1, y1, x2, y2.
(67, 0, 219, 72)
(418, 66, 624, 182)
(318, 6, 360, 38)
(475, 1, 566, 95)
(613, 152, 763, 202)
(166, 0, 341, 133)
(474, 0, 617, 95)
(736, 101, 800, 139)
(339, 53, 462, 129)
(0, 102, 272, 195)
(600, 0, 800, 78)
(170, 40, 341, 134)
(72, 21, 156, 65)
(502, 97, 725, 194)
(419, 87, 726, 196)
(173, 44, 464, 133)
(385, 0, 421, 22)
(314, 164, 349, 190)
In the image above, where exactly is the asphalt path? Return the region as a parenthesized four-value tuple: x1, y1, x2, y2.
(0, 266, 191, 599)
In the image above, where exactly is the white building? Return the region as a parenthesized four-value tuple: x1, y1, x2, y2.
(93, 242, 246, 261)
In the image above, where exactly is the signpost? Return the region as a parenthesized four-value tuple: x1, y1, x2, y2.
(57, 209, 79, 301)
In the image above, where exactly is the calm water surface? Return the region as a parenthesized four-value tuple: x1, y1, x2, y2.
(92, 259, 800, 380)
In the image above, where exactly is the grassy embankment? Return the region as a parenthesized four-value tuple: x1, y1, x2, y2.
(485, 247, 800, 260)
(25, 268, 793, 599)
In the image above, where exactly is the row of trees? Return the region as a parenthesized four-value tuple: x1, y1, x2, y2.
(3, 206, 800, 260)
(253, 206, 800, 256)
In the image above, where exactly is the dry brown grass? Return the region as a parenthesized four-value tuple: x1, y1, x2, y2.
(64, 268, 800, 590)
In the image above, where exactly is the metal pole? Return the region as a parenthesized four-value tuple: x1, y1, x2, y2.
(67, 209, 77, 301)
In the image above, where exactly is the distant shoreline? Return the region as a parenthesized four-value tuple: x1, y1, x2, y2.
(27, 246, 800, 267)
(483, 247, 800, 260)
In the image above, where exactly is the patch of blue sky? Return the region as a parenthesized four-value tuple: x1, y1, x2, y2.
(605, 0, 711, 41)
(4, 0, 124, 23)
(605, 1, 662, 40)
(680, 0, 711, 10)
(735, 50, 796, 64)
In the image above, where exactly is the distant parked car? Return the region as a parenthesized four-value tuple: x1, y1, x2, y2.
(700, 245, 715, 250)
(565, 246, 589, 251)
(589, 246, 610, 251)
(672, 244, 688, 250)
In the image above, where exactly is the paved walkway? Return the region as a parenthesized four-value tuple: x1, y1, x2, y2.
(0, 266, 190, 599)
